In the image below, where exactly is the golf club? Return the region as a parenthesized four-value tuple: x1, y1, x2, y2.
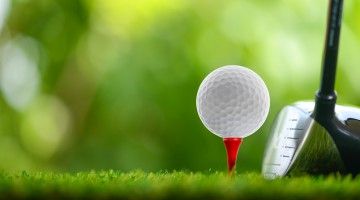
(262, 0, 360, 179)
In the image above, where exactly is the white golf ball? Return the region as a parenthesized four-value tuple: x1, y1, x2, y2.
(196, 65, 270, 138)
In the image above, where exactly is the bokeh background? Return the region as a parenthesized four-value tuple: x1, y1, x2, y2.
(0, 0, 360, 172)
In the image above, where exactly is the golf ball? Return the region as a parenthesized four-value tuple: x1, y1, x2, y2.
(196, 65, 270, 138)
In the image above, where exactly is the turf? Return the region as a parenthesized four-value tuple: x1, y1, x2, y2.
(0, 170, 360, 199)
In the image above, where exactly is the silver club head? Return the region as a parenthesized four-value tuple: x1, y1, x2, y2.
(262, 101, 360, 179)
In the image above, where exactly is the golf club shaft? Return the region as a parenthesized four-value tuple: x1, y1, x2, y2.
(314, 0, 343, 119)
(318, 0, 343, 96)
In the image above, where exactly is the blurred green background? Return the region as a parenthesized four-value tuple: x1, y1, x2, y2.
(0, 0, 359, 172)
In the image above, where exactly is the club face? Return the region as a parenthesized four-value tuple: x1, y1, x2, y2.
(262, 101, 360, 179)
(262, 101, 313, 179)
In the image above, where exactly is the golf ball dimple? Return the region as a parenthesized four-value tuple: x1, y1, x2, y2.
(196, 65, 270, 138)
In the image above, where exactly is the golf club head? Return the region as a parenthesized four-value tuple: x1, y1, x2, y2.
(262, 101, 360, 179)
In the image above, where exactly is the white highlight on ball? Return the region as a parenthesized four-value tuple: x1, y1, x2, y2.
(196, 65, 270, 138)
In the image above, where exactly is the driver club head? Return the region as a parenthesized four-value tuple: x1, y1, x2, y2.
(262, 101, 360, 179)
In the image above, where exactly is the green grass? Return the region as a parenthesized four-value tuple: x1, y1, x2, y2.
(0, 170, 360, 199)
